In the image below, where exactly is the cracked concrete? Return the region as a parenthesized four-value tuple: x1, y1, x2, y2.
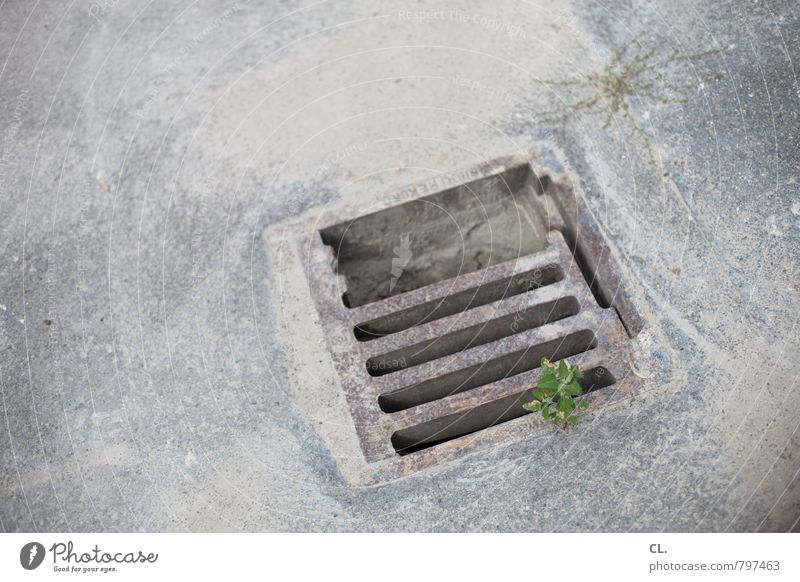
(0, 0, 798, 531)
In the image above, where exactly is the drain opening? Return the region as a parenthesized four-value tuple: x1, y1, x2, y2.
(320, 164, 547, 308)
(378, 329, 597, 413)
(365, 296, 580, 376)
(390, 366, 615, 454)
(354, 264, 564, 341)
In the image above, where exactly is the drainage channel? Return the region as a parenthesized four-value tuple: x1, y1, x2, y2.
(302, 153, 643, 474)
(354, 264, 564, 341)
(365, 296, 580, 376)
(378, 329, 597, 413)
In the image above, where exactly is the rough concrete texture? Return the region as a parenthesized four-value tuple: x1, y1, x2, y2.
(0, 0, 798, 532)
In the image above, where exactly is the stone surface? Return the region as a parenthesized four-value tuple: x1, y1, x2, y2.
(0, 0, 798, 531)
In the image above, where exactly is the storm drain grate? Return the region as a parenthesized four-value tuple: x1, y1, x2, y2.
(303, 153, 644, 474)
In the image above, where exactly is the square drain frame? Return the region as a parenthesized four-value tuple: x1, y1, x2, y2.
(289, 151, 664, 481)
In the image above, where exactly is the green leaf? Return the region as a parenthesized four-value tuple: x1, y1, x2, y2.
(565, 382, 583, 397)
(532, 389, 546, 401)
(522, 401, 541, 412)
(558, 360, 569, 378)
(541, 406, 550, 419)
(573, 367, 584, 379)
(538, 377, 558, 390)
(567, 416, 580, 425)
(577, 399, 589, 409)
(557, 397, 575, 414)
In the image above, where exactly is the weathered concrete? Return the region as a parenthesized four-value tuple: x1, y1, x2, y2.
(0, 0, 798, 531)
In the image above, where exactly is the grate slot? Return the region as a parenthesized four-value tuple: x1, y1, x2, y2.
(379, 329, 597, 412)
(365, 296, 580, 377)
(353, 264, 563, 341)
(390, 366, 616, 454)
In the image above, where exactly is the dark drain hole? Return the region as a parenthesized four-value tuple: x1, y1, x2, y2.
(354, 264, 564, 341)
(379, 329, 597, 412)
(391, 366, 616, 455)
(319, 164, 546, 308)
(366, 297, 580, 377)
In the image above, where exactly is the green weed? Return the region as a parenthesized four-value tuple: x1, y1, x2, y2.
(523, 358, 589, 429)
(533, 35, 726, 165)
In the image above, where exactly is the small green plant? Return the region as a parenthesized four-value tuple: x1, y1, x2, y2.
(531, 35, 727, 166)
(523, 358, 589, 429)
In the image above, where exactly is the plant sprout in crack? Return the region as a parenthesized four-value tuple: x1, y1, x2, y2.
(533, 35, 727, 166)
(523, 357, 589, 430)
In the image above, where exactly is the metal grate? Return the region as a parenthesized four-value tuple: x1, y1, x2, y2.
(302, 154, 644, 476)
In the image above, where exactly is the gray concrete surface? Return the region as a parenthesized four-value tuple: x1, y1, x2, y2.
(0, 0, 798, 531)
